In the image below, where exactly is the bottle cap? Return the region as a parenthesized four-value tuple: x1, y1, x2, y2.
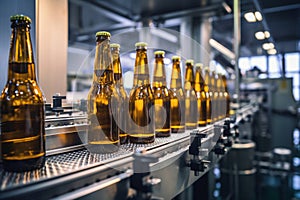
(172, 56, 181, 61)
(135, 42, 148, 47)
(95, 31, 111, 37)
(110, 43, 120, 49)
(204, 66, 210, 71)
(195, 63, 203, 68)
(10, 14, 31, 23)
(154, 50, 165, 56)
(186, 59, 194, 65)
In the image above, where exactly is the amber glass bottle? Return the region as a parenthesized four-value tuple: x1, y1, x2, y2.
(184, 60, 198, 130)
(195, 63, 207, 127)
(152, 51, 171, 137)
(0, 15, 45, 171)
(211, 70, 218, 122)
(111, 43, 128, 144)
(169, 56, 185, 133)
(128, 42, 154, 143)
(87, 31, 120, 153)
(222, 75, 230, 118)
(204, 67, 212, 124)
(216, 73, 225, 120)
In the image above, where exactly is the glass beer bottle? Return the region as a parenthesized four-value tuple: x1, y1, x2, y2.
(128, 42, 154, 143)
(111, 43, 128, 144)
(216, 73, 225, 120)
(0, 15, 45, 171)
(204, 67, 212, 124)
(87, 31, 120, 153)
(195, 63, 207, 127)
(152, 51, 170, 137)
(222, 74, 231, 118)
(184, 60, 198, 130)
(169, 56, 185, 133)
(211, 70, 218, 122)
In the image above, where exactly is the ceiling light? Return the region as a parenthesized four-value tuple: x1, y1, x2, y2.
(254, 11, 263, 21)
(209, 39, 235, 60)
(255, 31, 271, 40)
(262, 42, 274, 50)
(267, 49, 277, 55)
(264, 31, 270, 38)
(255, 31, 265, 40)
(244, 12, 256, 22)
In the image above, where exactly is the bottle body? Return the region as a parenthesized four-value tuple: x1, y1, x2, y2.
(152, 51, 170, 137)
(111, 43, 128, 144)
(204, 67, 212, 124)
(87, 31, 120, 153)
(169, 56, 185, 133)
(128, 42, 154, 143)
(184, 60, 198, 130)
(0, 15, 45, 171)
(195, 64, 207, 127)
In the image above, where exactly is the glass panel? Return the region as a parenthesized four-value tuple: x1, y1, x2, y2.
(238, 57, 251, 75)
(250, 56, 267, 72)
(268, 55, 281, 74)
(285, 52, 299, 72)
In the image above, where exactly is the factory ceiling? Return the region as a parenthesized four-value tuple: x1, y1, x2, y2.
(68, 0, 300, 58)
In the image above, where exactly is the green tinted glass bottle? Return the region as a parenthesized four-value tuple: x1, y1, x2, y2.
(204, 67, 212, 124)
(0, 15, 45, 171)
(87, 31, 120, 153)
(169, 56, 185, 133)
(152, 51, 170, 137)
(184, 60, 198, 130)
(111, 43, 128, 144)
(128, 42, 154, 143)
(195, 63, 207, 127)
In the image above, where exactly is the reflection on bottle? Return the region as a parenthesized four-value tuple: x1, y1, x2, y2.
(169, 56, 185, 133)
(195, 63, 207, 127)
(87, 31, 120, 153)
(128, 42, 155, 144)
(152, 51, 171, 137)
(184, 60, 198, 130)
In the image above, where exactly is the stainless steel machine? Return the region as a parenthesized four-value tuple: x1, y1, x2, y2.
(0, 94, 258, 200)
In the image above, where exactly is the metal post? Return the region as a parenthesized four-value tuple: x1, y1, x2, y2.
(233, 0, 241, 106)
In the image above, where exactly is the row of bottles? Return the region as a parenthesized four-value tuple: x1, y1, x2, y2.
(0, 14, 230, 172)
(86, 31, 231, 154)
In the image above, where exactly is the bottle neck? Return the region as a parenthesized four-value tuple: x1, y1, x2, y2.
(194, 68, 205, 92)
(93, 39, 114, 84)
(184, 64, 195, 89)
(170, 61, 183, 89)
(153, 56, 167, 88)
(111, 48, 124, 86)
(8, 26, 36, 81)
(133, 49, 150, 86)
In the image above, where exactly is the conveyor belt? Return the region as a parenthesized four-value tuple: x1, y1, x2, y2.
(0, 131, 191, 192)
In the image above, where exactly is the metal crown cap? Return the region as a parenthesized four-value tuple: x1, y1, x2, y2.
(10, 14, 31, 23)
(95, 31, 111, 37)
(195, 63, 204, 68)
(185, 59, 194, 65)
(172, 56, 181, 61)
(135, 42, 148, 47)
(154, 50, 165, 56)
(110, 43, 120, 49)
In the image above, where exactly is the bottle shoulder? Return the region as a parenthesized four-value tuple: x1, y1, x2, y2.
(1, 80, 44, 103)
(129, 85, 154, 100)
(152, 86, 170, 98)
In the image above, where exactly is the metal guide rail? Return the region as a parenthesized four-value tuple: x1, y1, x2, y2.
(0, 120, 226, 200)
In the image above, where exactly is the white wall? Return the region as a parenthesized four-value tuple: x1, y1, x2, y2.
(36, 0, 68, 102)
